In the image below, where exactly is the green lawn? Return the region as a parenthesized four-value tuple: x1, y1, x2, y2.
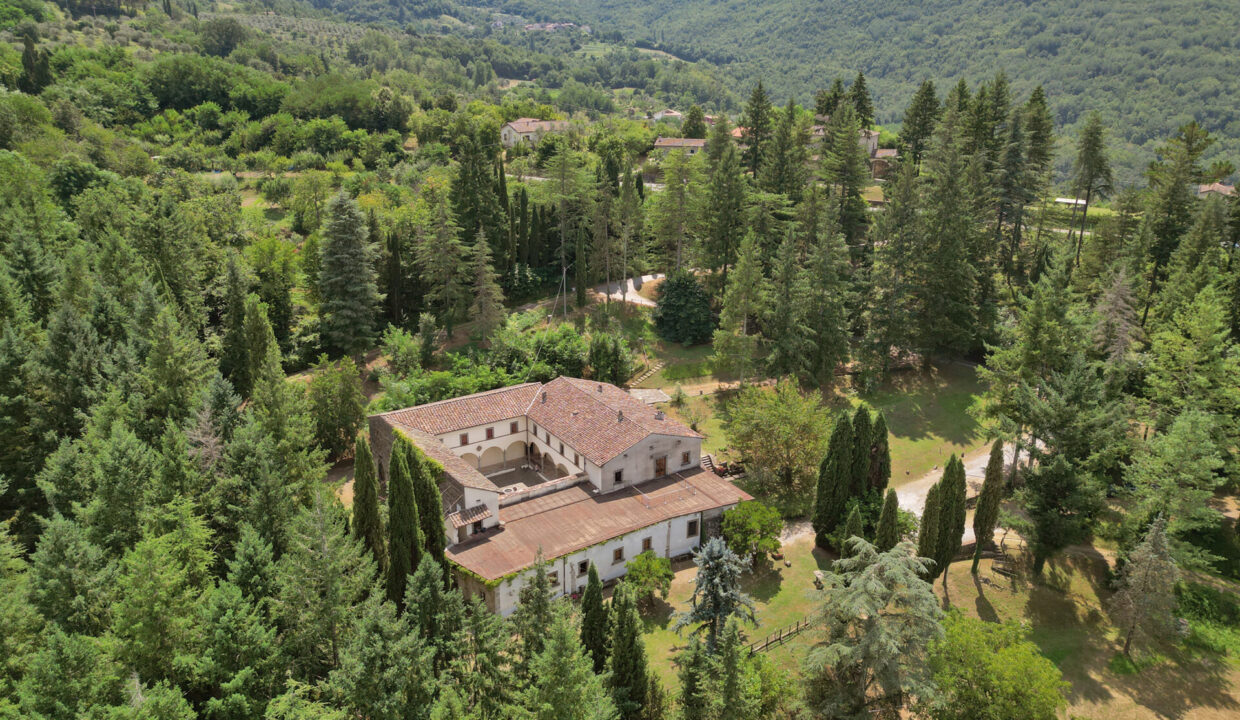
(640, 534, 829, 690)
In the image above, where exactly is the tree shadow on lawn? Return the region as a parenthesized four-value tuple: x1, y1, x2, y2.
(855, 363, 983, 447)
(1109, 648, 1240, 720)
(1022, 556, 1114, 707)
(970, 573, 1001, 623)
(742, 560, 786, 603)
(640, 596, 675, 633)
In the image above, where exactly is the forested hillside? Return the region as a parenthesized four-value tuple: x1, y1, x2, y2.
(503, 0, 1240, 183)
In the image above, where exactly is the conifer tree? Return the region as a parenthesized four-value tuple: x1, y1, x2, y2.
(418, 197, 470, 336)
(241, 293, 274, 400)
(703, 144, 745, 282)
(841, 505, 864, 558)
(849, 71, 874, 128)
(351, 434, 385, 574)
(850, 407, 873, 499)
(740, 80, 773, 175)
(705, 113, 733, 171)
(935, 456, 968, 584)
(220, 256, 251, 394)
(524, 604, 616, 720)
(815, 77, 846, 117)
(1109, 517, 1179, 658)
(406, 447, 447, 576)
(1068, 113, 1114, 268)
(901, 80, 940, 166)
(580, 562, 610, 673)
(971, 440, 1005, 573)
(468, 233, 506, 341)
(916, 482, 941, 576)
(512, 555, 555, 672)
(609, 581, 650, 720)
(763, 233, 815, 381)
(712, 231, 767, 383)
(385, 444, 421, 608)
(1023, 86, 1055, 183)
(814, 416, 854, 548)
(874, 488, 900, 552)
(820, 104, 871, 252)
(718, 618, 754, 720)
(861, 162, 921, 378)
(683, 105, 707, 139)
(674, 537, 755, 650)
(806, 221, 853, 384)
(761, 98, 808, 201)
(320, 192, 380, 358)
(676, 635, 715, 720)
(868, 413, 891, 492)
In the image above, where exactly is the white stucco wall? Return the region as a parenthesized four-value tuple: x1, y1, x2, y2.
(485, 511, 709, 615)
(598, 434, 701, 494)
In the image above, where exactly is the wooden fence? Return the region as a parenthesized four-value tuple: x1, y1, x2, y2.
(746, 616, 813, 655)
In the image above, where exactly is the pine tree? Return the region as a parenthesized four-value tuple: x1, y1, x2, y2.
(241, 294, 274, 400)
(702, 144, 745, 282)
(1023, 86, 1055, 183)
(319, 192, 380, 358)
(351, 434, 386, 575)
(1109, 517, 1179, 658)
(674, 536, 756, 650)
(405, 556, 455, 673)
(862, 163, 921, 378)
(901, 80, 940, 166)
(850, 407, 873, 499)
(971, 440, 1005, 574)
(717, 618, 754, 720)
(329, 593, 435, 720)
(418, 197, 470, 336)
(468, 233, 506, 341)
(740, 80, 773, 175)
(762, 233, 815, 381)
(220, 255, 252, 395)
(676, 635, 715, 720)
(814, 416, 854, 548)
(916, 482, 941, 576)
(580, 562, 610, 673)
(761, 98, 808, 201)
(523, 604, 616, 720)
(137, 306, 210, 438)
(1068, 113, 1114, 268)
(820, 103, 871, 253)
(935, 456, 967, 584)
(806, 221, 853, 384)
(849, 71, 875, 128)
(712, 231, 767, 383)
(841, 505, 864, 558)
(385, 443, 422, 607)
(511, 555, 555, 672)
(815, 77, 846, 117)
(609, 581, 650, 720)
(874, 488, 900, 552)
(683, 105, 707, 139)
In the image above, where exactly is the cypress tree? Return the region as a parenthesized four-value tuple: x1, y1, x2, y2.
(841, 505, 864, 558)
(386, 443, 422, 608)
(511, 556, 554, 672)
(406, 443, 447, 574)
(581, 563, 610, 673)
(875, 488, 900, 552)
(220, 256, 250, 395)
(718, 619, 752, 719)
(850, 406, 873, 498)
(916, 482, 941, 577)
(972, 440, 1005, 574)
(608, 582, 650, 720)
(676, 635, 714, 720)
(241, 294, 274, 400)
(868, 412, 891, 491)
(352, 434, 386, 575)
(935, 455, 968, 585)
(814, 416, 853, 548)
(320, 192, 380, 358)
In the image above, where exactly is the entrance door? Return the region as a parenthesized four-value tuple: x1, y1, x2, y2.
(655, 455, 667, 477)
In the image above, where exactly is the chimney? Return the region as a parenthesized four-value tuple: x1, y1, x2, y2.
(541, 391, 547, 403)
(617, 409, 624, 422)
(597, 384, 603, 393)
(655, 410, 665, 420)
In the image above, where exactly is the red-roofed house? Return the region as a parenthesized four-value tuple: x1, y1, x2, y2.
(500, 118, 570, 147)
(369, 377, 749, 614)
(653, 137, 707, 156)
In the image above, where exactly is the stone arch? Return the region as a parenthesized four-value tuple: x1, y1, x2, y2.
(555, 463, 570, 479)
(460, 452, 479, 469)
(504, 440, 526, 462)
(480, 446, 504, 470)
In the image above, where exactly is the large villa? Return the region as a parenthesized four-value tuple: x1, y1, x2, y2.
(368, 376, 751, 614)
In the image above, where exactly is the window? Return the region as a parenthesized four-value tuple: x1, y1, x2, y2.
(613, 469, 624, 486)
(574, 453, 580, 467)
(681, 451, 691, 466)
(510, 421, 519, 434)
(532, 424, 538, 435)
(559, 442, 564, 455)
(472, 520, 484, 534)
(578, 560, 589, 576)
(486, 427, 494, 440)
(548, 571, 559, 586)
(459, 433, 469, 446)
(613, 547, 625, 564)
(545, 430, 550, 442)
(642, 537, 653, 552)
(687, 520, 699, 538)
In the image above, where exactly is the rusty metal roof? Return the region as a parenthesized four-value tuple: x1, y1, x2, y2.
(445, 468, 751, 580)
(447, 504, 492, 529)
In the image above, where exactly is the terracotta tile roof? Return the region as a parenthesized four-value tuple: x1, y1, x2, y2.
(402, 427, 499, 493)
(447, 504, 492, 529)
(526, 377, 701, 466)
(375, 383, 541, 436)
(1197, 182, 1235, 196)
(875, 148, 899, 158)
(446, 468, 751, 580)
(505, 118, 569, 134)
(654, 137, 706, 149)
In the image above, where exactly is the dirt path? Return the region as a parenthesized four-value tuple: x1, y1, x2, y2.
(892, 442, 1018, 544)
(595, 274, 662, 307)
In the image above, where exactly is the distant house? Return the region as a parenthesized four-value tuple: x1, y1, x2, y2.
(858, 129, 879, 158)
(653, 137, 706, 156)
(731, 126, 746, 139)
(652, 109, 683, 122)
(871, 148, 899, 179)
(369, 377, 748, 615)
(703, 115, 719, 126)
(500, 118, 570, 147)
(1197, 182, 1235, 198)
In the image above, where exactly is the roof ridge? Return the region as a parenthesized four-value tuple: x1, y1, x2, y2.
(377, 381, 542, 418)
